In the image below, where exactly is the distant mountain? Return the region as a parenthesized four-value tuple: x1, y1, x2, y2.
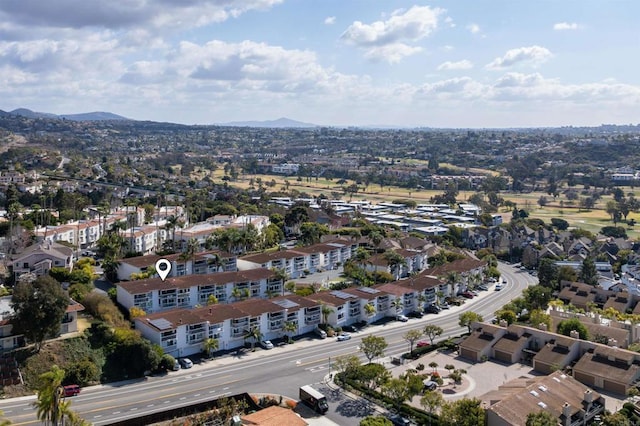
(60, 112, 129, 121)
(10, 108, 58, 119)
(220, 117, 317, 128)
(9, 108, 129, 121)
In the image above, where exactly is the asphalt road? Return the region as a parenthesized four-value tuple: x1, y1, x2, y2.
(0, 263, 535, 425)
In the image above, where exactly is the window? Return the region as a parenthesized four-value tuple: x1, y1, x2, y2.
(208, 323, 223, 339)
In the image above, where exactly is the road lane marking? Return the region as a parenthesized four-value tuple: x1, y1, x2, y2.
(163, 401, 171, 404)
(113, 411, 120, 415)
(147, 404, 154, 407)
(179, 397, 186, 400)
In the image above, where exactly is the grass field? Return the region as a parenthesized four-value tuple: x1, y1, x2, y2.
(197, 167, 640, 239)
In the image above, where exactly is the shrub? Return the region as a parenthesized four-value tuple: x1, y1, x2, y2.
(286, 400, 297, 409)
(416, 363, 425, 371)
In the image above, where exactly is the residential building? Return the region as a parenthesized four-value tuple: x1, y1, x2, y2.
(117, 268, 281, 313)
(483, 371, 605, 426)
(9, 241, 74, 279)
(0, 296, 84, 352)
(135, 294, 321, 357)
(117, 250, 237, 281)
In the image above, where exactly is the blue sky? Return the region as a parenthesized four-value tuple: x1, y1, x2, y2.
(1, 0, 639, 128)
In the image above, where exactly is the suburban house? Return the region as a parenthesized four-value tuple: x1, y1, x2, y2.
(460, 321, 640, 395)
(483, 371, 605, 426)
(116, 268, 281, 313)
(556, 281, 617, 311)
(573, 345, 640, 395)
(135, 294, 321, 357)
(9, 241, 74, 279)
(0, 296, 84, 352)
(117, 250, 237, 281)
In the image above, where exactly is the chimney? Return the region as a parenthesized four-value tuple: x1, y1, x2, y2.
(608, 338, 617, 347)
(499, 319, 508, 327)
(562, 402, 572, 425)
(583, 390, 593, 404)
(538, 323, 547, 331)
(569, 330, 580, 339)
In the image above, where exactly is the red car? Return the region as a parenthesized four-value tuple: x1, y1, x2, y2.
(417, 340, 430, 348)
(63, 385, 80, 397)
(460, 291, 475, 299)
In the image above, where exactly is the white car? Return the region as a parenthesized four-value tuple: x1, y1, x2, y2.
(260, 340, 274, 349)
(336, 333, 351, 341)
(495, 283, 504, 291)
(396, 314, 409, 322)
(179, 358, 193, 369)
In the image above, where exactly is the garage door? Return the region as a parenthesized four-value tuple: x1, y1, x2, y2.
(460, 347, 477, 361)
(604, 380, 626, 395)
(494, 350, 512, 363)
(574, 371, 595, 387)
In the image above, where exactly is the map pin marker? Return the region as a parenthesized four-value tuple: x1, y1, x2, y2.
(155, 259, 172, 281)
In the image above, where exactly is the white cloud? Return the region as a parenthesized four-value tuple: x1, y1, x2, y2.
(486, 45, 552, 70)
(445, 17, 455, 28)
(467, 23, 481, 34)
(324, 16, 336, 25)
(437, 60, 473, 71)
(553, 22, 579, 31)
(0, 0, 284, 31)
(364, 43, 423, 64)
(341, 5, 444, 62)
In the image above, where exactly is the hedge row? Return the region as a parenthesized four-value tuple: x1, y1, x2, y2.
(336, 374, 440, 425)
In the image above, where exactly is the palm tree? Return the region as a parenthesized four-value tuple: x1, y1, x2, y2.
(244, 326, 262, 351)
(364, 303, 376, 321)
(164, 215, 178, 251)
(321, 304, 334, 325)
(179, 238, 199, 273)
(202, 338, 219, 358)
(271, 268, 289, 296)
(384, 250, 407, 280)
(391, 297, 404, 314)
(206, 253, 223, 272)
(282, 321, 297, 342)
(33, 365, 71, 426)
(442, 271, 461, 298)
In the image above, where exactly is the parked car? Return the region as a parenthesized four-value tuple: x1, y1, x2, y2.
(172, 359, 181, 371)
(478, 284, 489, 291)
(425, 305, 441, 314)
(179, 358, 193, 369)
(445, 297, 463, 306)
(387, 414, 412, 426)
(439, 303, 450, 310)
(459, 291, 475, 299)
(314, 328, 327, 339)
(337, 333, 351, 341)
(396, 314, 409, 322)
(407, 311, 423, 319)
(260, 340, 274, 349)
(342, 324, 359, 333)
(423, 380, 438, 391)
(416, 340, 430, 348)
(495, 283, 504, 291)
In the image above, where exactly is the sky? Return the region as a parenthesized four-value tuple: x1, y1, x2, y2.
(1, 0, 639, 128)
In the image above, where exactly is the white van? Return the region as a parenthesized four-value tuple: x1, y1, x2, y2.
(315, 328, 327, 339)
